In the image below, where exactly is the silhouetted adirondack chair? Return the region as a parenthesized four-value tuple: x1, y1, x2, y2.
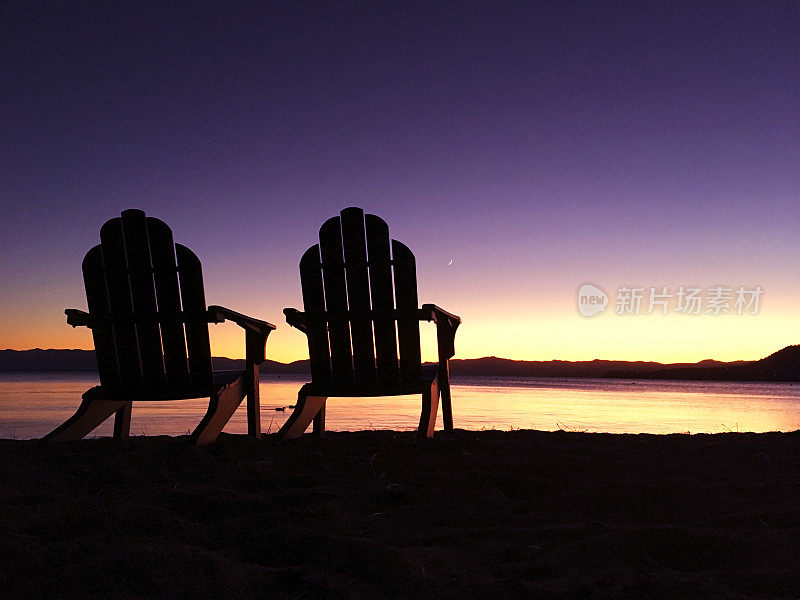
(277, 207, 461, 440)
(44, 209, 276, 445)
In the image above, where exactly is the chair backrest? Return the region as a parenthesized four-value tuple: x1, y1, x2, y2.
(300, 207, 422, 391)
(83, 209, 213, 397)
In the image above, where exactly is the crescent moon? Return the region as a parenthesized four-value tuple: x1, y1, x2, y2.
(447, 259, 453, 266)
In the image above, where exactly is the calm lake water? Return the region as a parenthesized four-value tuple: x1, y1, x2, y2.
(1, 372, 799, 439)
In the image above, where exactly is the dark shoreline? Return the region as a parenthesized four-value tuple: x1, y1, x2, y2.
(3, 345, 800, 381)
(2, 429, 799, 599)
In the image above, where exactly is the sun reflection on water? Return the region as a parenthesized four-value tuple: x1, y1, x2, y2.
(1, 373, 798, 439)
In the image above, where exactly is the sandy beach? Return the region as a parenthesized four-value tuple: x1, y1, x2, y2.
(2, 429, 799, 599)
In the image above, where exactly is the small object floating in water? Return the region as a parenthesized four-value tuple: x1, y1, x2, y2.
(288, 405, 296, 408)
(274, 407, 286, 412)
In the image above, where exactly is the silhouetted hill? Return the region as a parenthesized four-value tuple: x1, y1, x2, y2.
(0, 349, 98, 371)
(0, 349, 310, 375)
(602, 345, 800, 381)
(444, 356, 738, 378)
(1, 346, 798, 381)
(214, 357, 311, 374)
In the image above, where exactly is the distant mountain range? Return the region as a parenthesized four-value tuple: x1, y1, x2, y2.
(1, 346, 799, 381)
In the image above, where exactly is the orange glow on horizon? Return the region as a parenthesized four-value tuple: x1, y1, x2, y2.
(5, 308, 797, 366)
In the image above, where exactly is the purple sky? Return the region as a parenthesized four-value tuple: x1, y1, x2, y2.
(2, 3, 798, 362)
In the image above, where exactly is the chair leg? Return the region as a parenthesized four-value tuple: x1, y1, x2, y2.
(192, 376, 246, 446)
(113, 403, 132, 440)
(439, 360, 454, 433)
(245, 359, 261, 438)
(44, 388, 130, 442)
(312, 401, 326, 439)
(418, 376, 440, 439)
(276, 384, 327, 441)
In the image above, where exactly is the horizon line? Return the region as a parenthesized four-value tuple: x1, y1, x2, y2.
(3, 346, 794, 366)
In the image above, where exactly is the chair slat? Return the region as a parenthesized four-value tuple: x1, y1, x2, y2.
(319, 216, 353, 385)
(82, 246, 122, 391)
(148, 218, 190, 390)
(300, 245, 332, 386)
(176, 244, 212, 391)
(341, 207, 376, 386)
(121, 209, 166, 391)
(392, 240, 421, 386)
(365, 214, 399, 387)
(99, 217, 144, 388)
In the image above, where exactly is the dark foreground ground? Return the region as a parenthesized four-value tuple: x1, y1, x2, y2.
(1, 429, 799, 599)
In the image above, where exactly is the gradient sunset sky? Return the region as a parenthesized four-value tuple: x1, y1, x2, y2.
(2, 2, 798, 363)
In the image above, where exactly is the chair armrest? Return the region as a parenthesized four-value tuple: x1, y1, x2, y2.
(207, 305, 276, 365)
(283, 308, 308, 334)
(65, 309, 92, 328)
(420, 304, 462, 327)
(208, 305, 276, 334)
(420, 304, 461, 360)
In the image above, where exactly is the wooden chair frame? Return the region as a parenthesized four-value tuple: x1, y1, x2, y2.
(276, 207, 461, 441)
(44, 209, 276, 445)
